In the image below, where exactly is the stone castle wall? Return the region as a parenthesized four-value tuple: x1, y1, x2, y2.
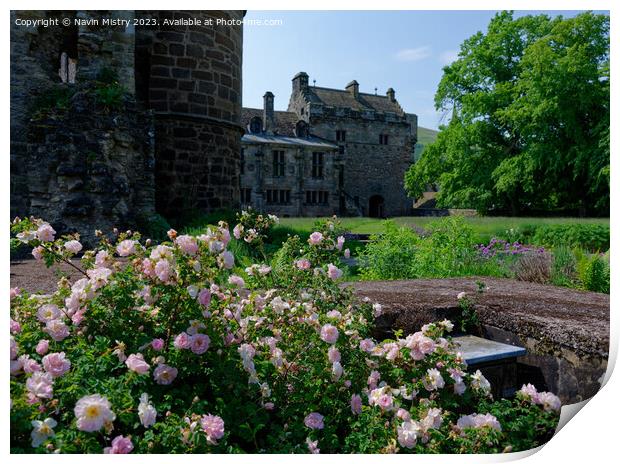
(11, 10, 244, 237)
(135, 10, 244, 219)
(309, 116, 414, 217)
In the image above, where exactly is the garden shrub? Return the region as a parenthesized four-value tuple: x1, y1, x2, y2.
(512, 252, 552, 284)
(578, 253, 610, 294)
(10, 215, 561, 454)
(359, 221, 420, 280)
(550, 246, 578, 288)
(532, 224, 609, 252)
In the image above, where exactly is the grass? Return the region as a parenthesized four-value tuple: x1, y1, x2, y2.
(279, 216, 609, 243)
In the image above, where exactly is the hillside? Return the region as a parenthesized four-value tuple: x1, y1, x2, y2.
(413, 126, 438, 161)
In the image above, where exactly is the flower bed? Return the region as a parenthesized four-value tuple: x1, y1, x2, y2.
(10, 215, 560, 453)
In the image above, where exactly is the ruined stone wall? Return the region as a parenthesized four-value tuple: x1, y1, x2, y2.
(25, 88, 155, 244)
(10, 10, 151, 241)
(135, 10, 244, 219)
(240, 145, 339, 217)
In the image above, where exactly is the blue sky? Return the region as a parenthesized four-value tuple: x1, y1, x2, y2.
(242, 10, 602, 130)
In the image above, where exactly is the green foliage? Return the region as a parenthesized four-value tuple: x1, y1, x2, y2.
(360, 217, 508, 280)
(532, 224, 609, 252)
(359, 221, 420, 280)
(136, 213, 172, 243)
(578, 252, 609, 293)
(550, 246, 577, 287)
(94, 83, 124, 110)
(30, 86, 77, 119)
(406, 11, 609, 215)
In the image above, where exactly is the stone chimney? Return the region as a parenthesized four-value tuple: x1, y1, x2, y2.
(387, 87, 396, 102)
(292, 71, 309, 94)
(346, 80, 359, 99)
(263, 91, 275, 132)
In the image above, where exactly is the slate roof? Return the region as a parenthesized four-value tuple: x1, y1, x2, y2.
(241, 108, 299, 137)
(241, 133, 338, 150)
(306, 87, 404, 114)
(241, 107, 337, 150)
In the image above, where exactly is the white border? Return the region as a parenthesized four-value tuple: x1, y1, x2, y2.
(3, 1, 617, 463)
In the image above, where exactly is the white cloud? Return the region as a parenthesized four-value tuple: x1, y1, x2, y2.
(394, 46, 432, 62)
(439, 49, 459, 65)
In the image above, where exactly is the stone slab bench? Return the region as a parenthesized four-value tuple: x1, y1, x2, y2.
(454, 335, 527, 398)
(346, 277, 609, 404)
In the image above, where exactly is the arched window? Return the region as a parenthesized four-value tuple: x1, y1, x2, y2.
(295, 120, 309, 138)
(249, 117, 262, 134)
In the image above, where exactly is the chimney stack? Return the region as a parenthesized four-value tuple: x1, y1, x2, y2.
(386, 87, 396, 102)
(346, 80, 359, 99)
(292, 71, 309, 94)
(263, 91, 275, 133)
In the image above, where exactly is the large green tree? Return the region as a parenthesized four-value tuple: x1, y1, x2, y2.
(406, 11, 609, 215)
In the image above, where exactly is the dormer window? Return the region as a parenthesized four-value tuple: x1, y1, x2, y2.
(249, 116, 262, 134)
(295, 120, 309, 138)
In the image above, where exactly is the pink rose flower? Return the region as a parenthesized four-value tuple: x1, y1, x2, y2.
(198, 288, 211, 307)
(359, 338, 375, 352)
(10, 287, 21, 299)
(104, 435, 133, 454)
(228, 275, 245, 288)
(219, 251, 235, 269)
(44, 319, 70, 342)
(32, 246, 44, 260)
(174, 332, 191, 349)
(327, 346, 341, 363)
(336, 235, 345, 251)
(304, 412, 324, 430)
(35, 340, 50, 356)
(396, 408, 411, 421)
(189, 334, 211, 355)
(42, 352, 71, 378)
(36, 224, 56, 242)
(153, 364, 178, 385)
(320, 324, 339, 344)
(64, 240, 83, 254)
(26, 372, 54, 399)
(308, 232, 324, 245)
(125, 353, 150, 375)
(10, 318, 21, 334)
(327, 263, 343, 280)
(295, 259, 311, 270)
(175, 235, 199, 256)
(154, 259, 171, 282)
(343, 248, 351, 259)
(151, 338, 164, 351)
(233, 224, 243, 240)
(201, 414, 225, 443)
(116, 239, 137, 257)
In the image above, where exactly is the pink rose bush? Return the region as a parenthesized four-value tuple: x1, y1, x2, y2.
(9, 215, 561, 453)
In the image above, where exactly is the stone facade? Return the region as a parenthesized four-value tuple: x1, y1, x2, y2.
(240, 72, 417, 218)
(288, 72, 417, 217)
(240, 93, 339, 217)
(11, 10, 244, 237)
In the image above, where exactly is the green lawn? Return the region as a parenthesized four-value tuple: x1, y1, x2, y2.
(279, 216, 609, 242)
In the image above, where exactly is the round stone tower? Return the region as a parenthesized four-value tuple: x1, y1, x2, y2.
(136, 10, 244, 219)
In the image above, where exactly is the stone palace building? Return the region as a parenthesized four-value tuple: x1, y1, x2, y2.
(240, 71, 418, 217)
